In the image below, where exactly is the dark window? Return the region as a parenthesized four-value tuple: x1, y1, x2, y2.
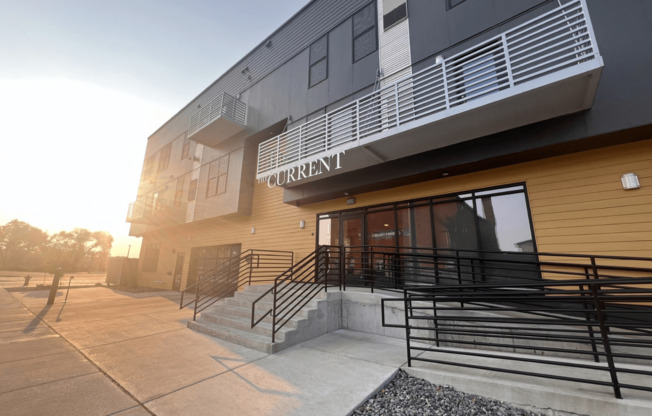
(309, 35, 328, 87)
(142, 243, 160, 272)
(383, 1, 407, 30)
(187, 179, 198, 201)
(353, 3, 377, 62)
(447, 0, 466, 10)
(142, 155, 156, 183)
(206, 155, 229, 198)
(181, 137, 190, 160)
(318, 184, 536, 254)
(157, 143, 172, 172)
(174, 176, 185, 208)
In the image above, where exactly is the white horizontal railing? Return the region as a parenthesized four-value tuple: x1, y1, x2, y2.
(126, 195, 184, 223)
(256, 0, 600, 181)
(188, 92, 247, 137)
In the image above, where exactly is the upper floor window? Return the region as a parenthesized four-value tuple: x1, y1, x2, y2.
(383, 0, 407, 30)
(206, 154, 229, 198)
(447, 0, 466, 9)
(143, 155, 156, 183)
(174, 175, 185, 208)
(157, 143, 172, 172)
(187, 179, 198, 201)
(309, 35, 328, 88)
(353, 2, 377, 62)
(181, 136, 191, 160)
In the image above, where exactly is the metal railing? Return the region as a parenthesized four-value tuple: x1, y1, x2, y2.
(250, 246, 342, 342)
(180, 249, 293, 320)
(257, 0, 600, 181)
(188, 92, 247, 137)
(126, 195, 185, 223)
(348, 247, 652, 399)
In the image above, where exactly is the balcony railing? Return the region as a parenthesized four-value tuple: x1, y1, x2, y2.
(188, 92, 247, 147)
(257, 0, 602, 182)
(126, 195, 185, 224)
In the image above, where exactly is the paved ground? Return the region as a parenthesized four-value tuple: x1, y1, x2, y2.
(2, 279, 651, 416)
(0, 284, 404, 416)
(0, 272, 107, 290)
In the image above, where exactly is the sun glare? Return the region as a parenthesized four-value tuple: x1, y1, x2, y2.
(0, 77, 172, 257)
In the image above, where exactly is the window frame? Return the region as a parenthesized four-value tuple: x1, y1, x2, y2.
(446, 0, 467, 10)
(309, 35, 328, 88)
(352, 2, 378, 63)
(157, 143, 172, 173)
(181, 136, 191, 160)
(206, 154, 230, 198)
(383, 1, 407, 31)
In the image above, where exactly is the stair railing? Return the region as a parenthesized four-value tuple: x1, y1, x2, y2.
(180, 249, 293, 320)
(251, 245, 341, 342)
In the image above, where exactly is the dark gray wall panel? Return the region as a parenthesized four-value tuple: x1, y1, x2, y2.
(149, 0, 372, 152)
(327, 20, 355, 104)
(408, 0, 549, 67)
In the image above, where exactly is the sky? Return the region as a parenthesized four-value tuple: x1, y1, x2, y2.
(0, 0, 310, 258)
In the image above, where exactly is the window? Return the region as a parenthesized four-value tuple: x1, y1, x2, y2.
(206, 154, 229, 198)
(383, 0, 407, 30)
(318, 184, 536, 254)
(142, 155, 156, 183)
(187, 179, 198, 201)
(353, 2, 377, 62)
(447, 0, 466, 9)
(181, 137, 190, 160)
(174, 176, 185, 208)
(142, 243, 160, 272)
(157, 143, 172, 172)
(309, 35, 328, 87)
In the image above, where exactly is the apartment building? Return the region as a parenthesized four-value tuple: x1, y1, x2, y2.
(127, 0, 651, 292)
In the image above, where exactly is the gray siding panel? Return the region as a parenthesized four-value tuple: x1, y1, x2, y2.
(148, 0, 373, 154)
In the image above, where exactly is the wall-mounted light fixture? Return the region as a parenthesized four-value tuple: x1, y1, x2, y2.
(299, 220, 306, 229)
(251, 227, 256, 234)
(621, 173, 640, 190)
(346, 197, 356, 205)
(435, 55, 445, 65)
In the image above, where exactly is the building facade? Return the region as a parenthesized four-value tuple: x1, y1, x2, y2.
(128, 0, 652, 291)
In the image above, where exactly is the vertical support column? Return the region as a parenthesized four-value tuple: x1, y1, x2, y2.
(501, 33, 515, 88)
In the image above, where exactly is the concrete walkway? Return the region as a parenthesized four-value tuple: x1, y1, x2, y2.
(2, 282, 652, 416)
(0, 285, 403, 416)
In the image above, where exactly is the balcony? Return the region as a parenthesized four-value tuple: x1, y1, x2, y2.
(257, 0, 603, 185)
(126, 195, 186, 225)
(188, 92, 247, 147)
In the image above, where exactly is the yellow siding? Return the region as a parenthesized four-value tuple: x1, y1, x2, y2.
(138, 138, 652, 289)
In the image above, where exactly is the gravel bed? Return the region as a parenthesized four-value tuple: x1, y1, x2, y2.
(353, 370, 543, 416)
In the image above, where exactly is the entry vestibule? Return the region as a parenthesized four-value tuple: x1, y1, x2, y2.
(317, 184, 538, 286)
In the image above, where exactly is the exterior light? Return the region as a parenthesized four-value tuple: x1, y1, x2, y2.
(299, 220, 306, 229)
(621, 173, 640, 190)
(435, 55, 444, 65)
(251, 227, 256, 234)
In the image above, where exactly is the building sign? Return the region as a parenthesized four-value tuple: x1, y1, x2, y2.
(262, 151, 346, 188)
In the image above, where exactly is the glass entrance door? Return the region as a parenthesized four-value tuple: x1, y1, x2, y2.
(341, 213, 364, 286)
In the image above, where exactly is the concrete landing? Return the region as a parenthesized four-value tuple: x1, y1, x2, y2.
(0, 285, 402, 416)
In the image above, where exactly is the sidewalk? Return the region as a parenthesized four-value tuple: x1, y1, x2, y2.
(0, 285, 403, 416)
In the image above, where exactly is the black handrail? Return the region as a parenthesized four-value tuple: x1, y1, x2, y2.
(251, 246, 341, 342)
(180, 249, 293, 320)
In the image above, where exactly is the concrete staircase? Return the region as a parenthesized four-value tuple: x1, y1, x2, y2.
(187, 284, 339, 354)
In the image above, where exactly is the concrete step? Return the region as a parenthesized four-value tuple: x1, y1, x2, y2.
(188, 319, 289, 354)
(188, 284, 341, 354)
(198, 308, 310, 338)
